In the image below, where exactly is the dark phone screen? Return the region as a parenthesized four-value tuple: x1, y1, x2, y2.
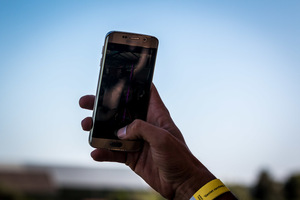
(92, 42, 157, 139)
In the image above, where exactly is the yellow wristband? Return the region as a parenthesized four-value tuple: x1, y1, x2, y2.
(190, 179, 230, 200)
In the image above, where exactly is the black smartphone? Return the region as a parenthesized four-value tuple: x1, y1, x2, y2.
(89, 31, 159, 151)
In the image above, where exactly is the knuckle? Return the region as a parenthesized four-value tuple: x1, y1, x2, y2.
(129, 119, 144, 132)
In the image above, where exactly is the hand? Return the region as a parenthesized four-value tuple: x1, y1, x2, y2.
(80, 84, 216, 199)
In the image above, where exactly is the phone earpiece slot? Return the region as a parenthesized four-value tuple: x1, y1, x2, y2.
(130, 37, 140, 40)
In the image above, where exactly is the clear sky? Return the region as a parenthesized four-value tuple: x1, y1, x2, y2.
(0, 0, 299, 185)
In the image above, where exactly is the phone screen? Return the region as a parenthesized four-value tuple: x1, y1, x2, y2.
(92, 42, 157, 139)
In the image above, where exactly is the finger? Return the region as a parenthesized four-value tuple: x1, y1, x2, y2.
(91, 148, 127, 163)
(81, 117, 93, 131)
(79, 95, 95, 110)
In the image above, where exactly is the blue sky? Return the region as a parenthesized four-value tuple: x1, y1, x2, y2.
(0, 0, 299, 185)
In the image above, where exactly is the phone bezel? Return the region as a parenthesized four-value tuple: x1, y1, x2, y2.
(89, 31, 158, 151)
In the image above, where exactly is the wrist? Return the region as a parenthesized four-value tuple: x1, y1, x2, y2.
(173, 169, 238, 200)
(173, 165, 216, 200)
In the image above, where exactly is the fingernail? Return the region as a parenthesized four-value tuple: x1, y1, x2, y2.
(117, 126, 127, 139)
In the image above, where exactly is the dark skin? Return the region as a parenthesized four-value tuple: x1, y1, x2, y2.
(80, 84, 237, 200)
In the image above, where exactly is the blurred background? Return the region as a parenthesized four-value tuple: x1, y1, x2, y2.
(0, 0, 299, 199)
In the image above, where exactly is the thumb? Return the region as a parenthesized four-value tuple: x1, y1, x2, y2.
(117, 119, 170, 147)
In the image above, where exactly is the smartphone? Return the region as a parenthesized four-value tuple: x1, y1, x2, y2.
(89, 31, 159, 151)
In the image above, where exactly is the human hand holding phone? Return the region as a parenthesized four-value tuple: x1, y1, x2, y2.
(80, 84, 220, 200)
